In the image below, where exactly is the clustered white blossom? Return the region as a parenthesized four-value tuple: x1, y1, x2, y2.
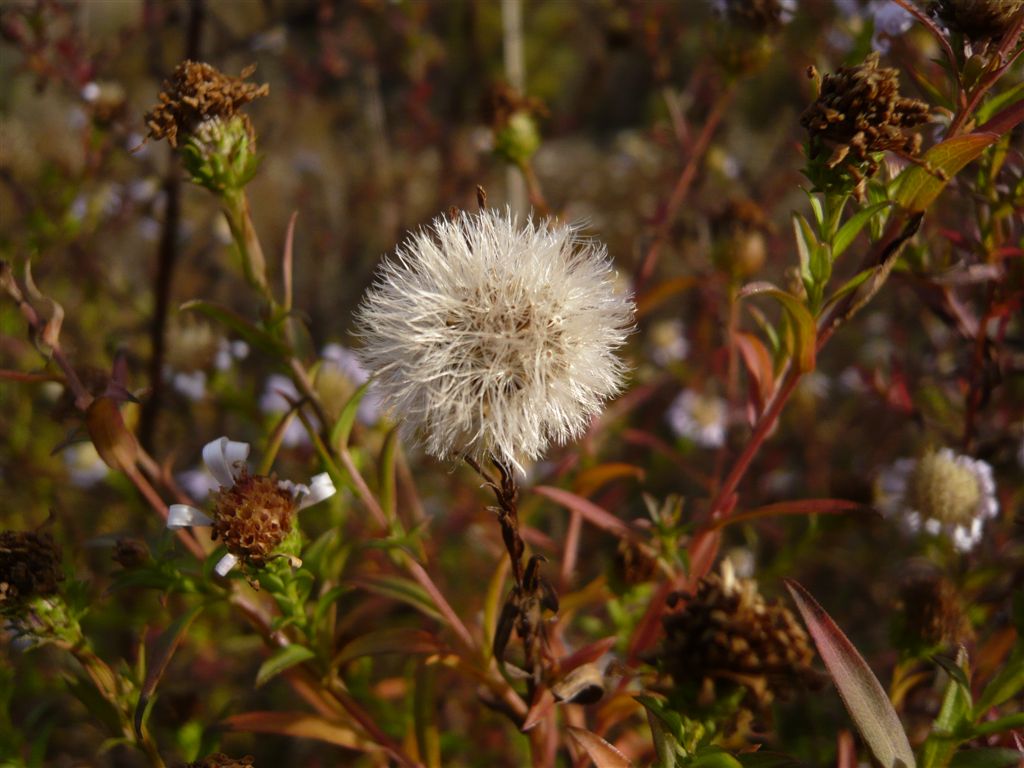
(876, 447, 999, 552)
(355, 208, 634, 472)
(667, 389, 728, 449)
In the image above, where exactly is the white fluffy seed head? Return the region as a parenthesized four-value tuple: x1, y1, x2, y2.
(355, 208, 635, 472)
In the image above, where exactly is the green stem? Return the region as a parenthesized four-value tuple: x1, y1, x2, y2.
(223, 189, 271, 301)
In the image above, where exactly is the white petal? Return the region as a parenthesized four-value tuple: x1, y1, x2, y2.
(214, 553, 239, 576)
(923, 518, 942, 535)
(296, 472, 337, 511)
(202, 437, 250, 487)
(167, 504, 214, 529)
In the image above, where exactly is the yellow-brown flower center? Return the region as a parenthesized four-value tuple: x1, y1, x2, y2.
(909, 451, 981, 527)
(211, 471, 295, 567)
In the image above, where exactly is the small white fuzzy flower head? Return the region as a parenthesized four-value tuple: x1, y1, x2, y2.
(668, 389, 727, 449)
(876, 447, 999, 552)
(167, 437, 336, 575)
(355, 208, 634, 472)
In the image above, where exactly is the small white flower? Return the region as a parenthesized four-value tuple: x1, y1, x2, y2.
(171, 370, 207, 401)
(876, 447, 999, 552)
(869, 1, 914, 51)
(321, 343, 380, 424)
(649, 319, 689, 366)
(63, 442, 109, 487)
(355, 208, 634, 472)
(167, 437, 336, 575)
(668, 389, 727, 449)
(260, 374, 310, 447)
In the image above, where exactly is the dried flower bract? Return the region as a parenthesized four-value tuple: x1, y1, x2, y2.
(145, 60, 268, 148)
(355, 208, 634, 472)
(0, 529, 63, 611)
(661, 562, 816, 716)
(802, 52, 930, 191)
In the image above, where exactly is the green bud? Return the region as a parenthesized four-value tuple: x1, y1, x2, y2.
(180, 115, 261, 194)
(494, 110, 540, 167)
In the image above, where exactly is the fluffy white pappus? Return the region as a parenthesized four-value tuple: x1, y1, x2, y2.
(355, 208, 635, 472)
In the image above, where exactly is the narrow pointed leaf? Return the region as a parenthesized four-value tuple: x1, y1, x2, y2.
(738, 284, 816, 372)
(948, 749, 1024, 768)
(833, 202, 890, 259)
(567, 727, 633, 768)
(535, 485, 640, 542)
(135, 603, 204, 737)
(255, 644, 316, 688)
(330, 380, 371, 451)
(222, 711, 375, 751)
(893, 134, 997, 212)
(333, 628, 438, 667)
(786, 579, 916, 768)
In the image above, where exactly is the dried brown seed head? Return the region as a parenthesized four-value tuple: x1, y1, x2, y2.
(801, 52, 931, 168)
(144, 60, 268, 148)
(661, 564, 816, 716)
(210, 470, 296, 567)
(0, 530, 63, 610)
(930, 0, 1024, 44)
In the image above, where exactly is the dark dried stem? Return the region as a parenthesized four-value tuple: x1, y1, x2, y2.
(466, 455, 525, 586)
(139, 0, 205, 451)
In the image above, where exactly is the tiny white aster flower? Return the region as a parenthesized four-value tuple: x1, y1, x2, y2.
(355, 208, 634, 472)
(63, 442, 110, 487)
(260, 374, 310, 448)
(167, 437, 336, 575)
(876, 447, 999, 552)
(321, 343, 380, 424)
(668, 389, 727, 449)
(649, 318, 689, 366)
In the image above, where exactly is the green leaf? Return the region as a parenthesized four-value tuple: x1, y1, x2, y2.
(636, 695, 684, 768)
(690, 747, 743, 767)
(332, 627, 438, 668)
(971, 712, 1024, 737)
(329, 380, 372, 452)
(135, 603, 205, 738)
(973, 643, 1024, 717)
(255, 644, 316, 688)
(378, 426, 399, 524)
(833, 202, 890, 259)
(413, 663, 442, 768)
(786, 580, 916, 768)
(738, 284, 817, 372)
(354, 575, 445, 623)
(975, 81, 1024, 126)
(948, 749, 1024, 768)
(921, 650, 972, 768)
(179, 300, 285, 357)
(893, 134, 998, 212)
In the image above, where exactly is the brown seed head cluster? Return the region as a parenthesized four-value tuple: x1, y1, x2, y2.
(0, 530, 63, 609)
(145, 60, 268, 148)
(661, 567, 816, 714)
(186, 754, 255, 768)
(801, 52, 931, 171)
(210, 470, 295, 567)
(930, 0, 1024, 44)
